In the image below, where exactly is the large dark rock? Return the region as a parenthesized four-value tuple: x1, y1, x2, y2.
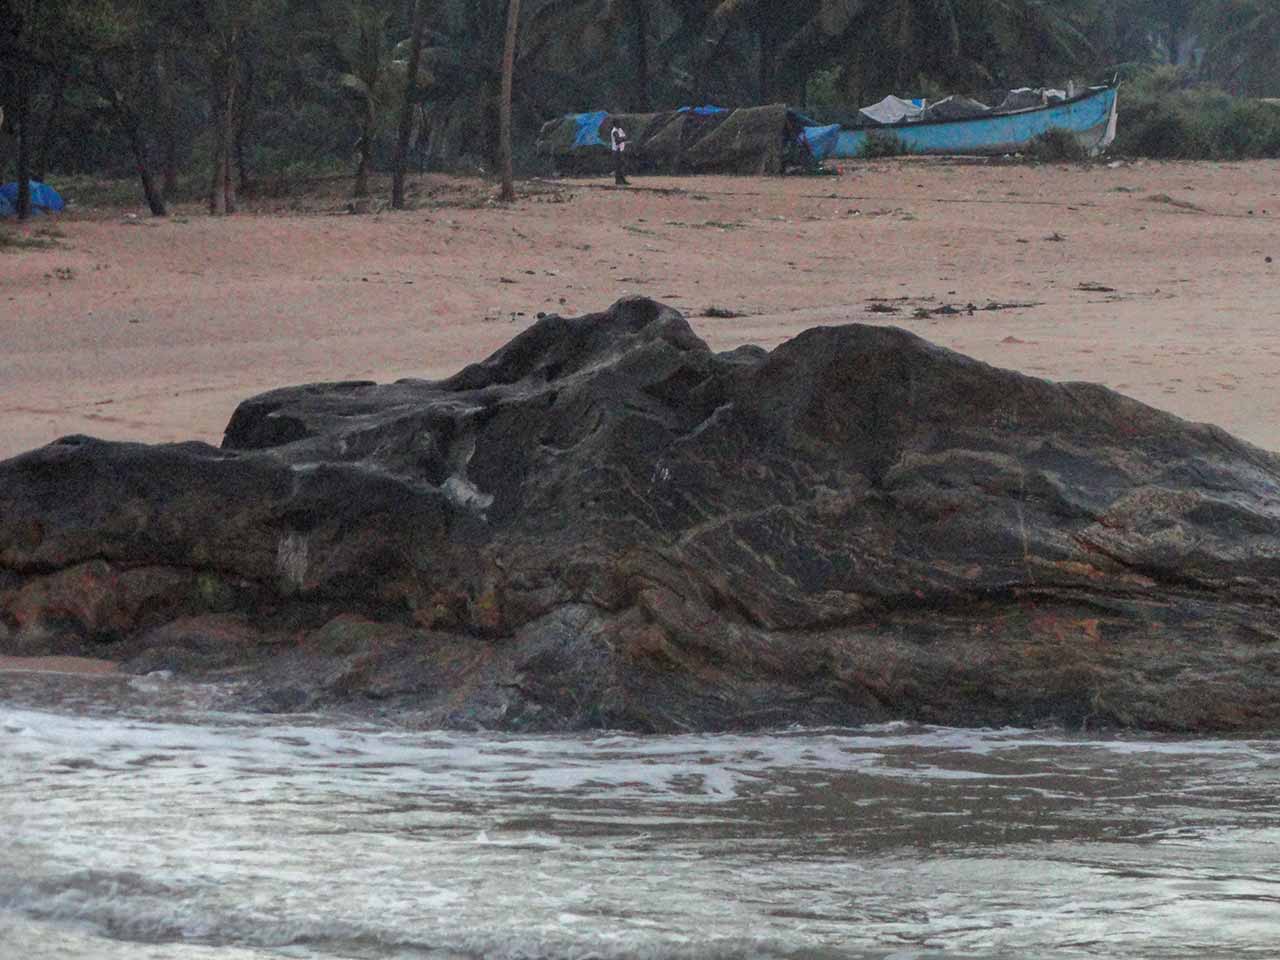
(4, 297, 1280, 731)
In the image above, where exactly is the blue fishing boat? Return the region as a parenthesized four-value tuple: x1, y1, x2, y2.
(537, 86, 1118, 174)
(804, 86, 1118, 160)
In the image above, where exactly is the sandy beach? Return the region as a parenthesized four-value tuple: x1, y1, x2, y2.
(2, 158, 1279, 459)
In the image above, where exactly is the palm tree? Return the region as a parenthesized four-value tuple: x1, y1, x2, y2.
(402, 0, 602, 169)
(499, 0, 521, 200)
(391, 0, 428, 208)
(334, 0, 397, 198)
(986, 0, 1095, 88)
(1200, 0, 1280, 96)
(710, 0, 1095, 110)
(192, 0, 280, 214)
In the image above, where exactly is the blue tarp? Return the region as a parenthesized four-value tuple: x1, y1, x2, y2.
(572, 111, 609, 148)
(802, 124, 841, 160)
(567, 106, 727, 150)
(833, 87, 1117, 158)
(0, 181, 66, 216)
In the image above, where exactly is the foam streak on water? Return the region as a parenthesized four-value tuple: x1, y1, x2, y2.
(2, 672, 1279, 959)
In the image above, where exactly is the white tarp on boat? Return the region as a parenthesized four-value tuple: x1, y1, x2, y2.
(859, 96, 923, 125)
(994, 87, 1068, 112)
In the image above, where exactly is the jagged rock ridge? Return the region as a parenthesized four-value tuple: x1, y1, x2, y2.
(3, 298, 1280, 730)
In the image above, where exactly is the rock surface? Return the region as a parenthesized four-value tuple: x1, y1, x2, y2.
(3, 297, 1280, 731)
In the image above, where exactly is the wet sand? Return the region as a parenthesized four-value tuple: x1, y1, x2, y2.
(3, 158, 1279, 458)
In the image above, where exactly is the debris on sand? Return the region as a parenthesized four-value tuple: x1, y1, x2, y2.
(912, 300, 1040, 319)
(1146, 193, 1204, 212)
(702, 305, 743, 318)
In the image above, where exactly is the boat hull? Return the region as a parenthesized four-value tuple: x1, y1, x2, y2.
(833, 87, 1118, 158)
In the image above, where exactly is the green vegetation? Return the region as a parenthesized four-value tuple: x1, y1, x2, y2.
(1026, 127, 1091, 162)
(1115, 66, 1280, 159)
(0, 232, 49, 251)
(3, 0, 1280, 219)
(857, 132, 913, 159)
(0, 221, 64, 250)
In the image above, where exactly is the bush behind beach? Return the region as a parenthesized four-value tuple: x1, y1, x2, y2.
(1116, 67, 1280, 160)
(857, 131, 914, 159)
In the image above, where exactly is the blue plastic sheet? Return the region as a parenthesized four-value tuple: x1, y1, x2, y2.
(0, 180, 66, 216)
(834, 87, 1117, 158)
(676, 105, 727, 116)
(571, 111, 609, 148)
(801, 124, 841, 160)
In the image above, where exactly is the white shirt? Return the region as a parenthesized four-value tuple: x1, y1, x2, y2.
(611, 126, 627, 152)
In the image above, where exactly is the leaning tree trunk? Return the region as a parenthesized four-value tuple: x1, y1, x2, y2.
(498, 0, 521, 202)
(123, 113, 168, 217)
(163, 131, 180, 197)
(15, 65, 31, 220)
(391, 0, 429, 209)
(159, 44, 180, 197)
(96, 65, 167, 216)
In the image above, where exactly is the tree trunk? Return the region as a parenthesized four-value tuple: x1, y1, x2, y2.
(631, 0, 650, 112)
(16, 65, 31, 220)
(208, 56, 227, 215)
(236, 58, 255, 194)
(96, 64, 167, 217)
(163, 128, 180, 197)
(208, 44, 238, 215)
(124, 114, 168, 217)
(223, 57, 238, 213)
(159, 44, 180, 197)
(498, 0, 520, 202)
(391, 0, 429, 209)
(209, 145, 227, 214)
(758, 31, 770, 103)
(34, 63, 70, 182)
(354, 114, 372, 198)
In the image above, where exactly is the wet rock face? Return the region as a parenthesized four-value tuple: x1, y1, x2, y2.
(3, 297, 1280, 732)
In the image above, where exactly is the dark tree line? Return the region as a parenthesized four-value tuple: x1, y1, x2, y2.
(2, 0, 1278, 218)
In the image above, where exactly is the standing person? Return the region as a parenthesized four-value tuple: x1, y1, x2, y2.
(610, 119, 630, 185)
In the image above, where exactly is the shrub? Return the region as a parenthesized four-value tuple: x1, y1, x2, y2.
(1114, 66, 1280, 160)
(857, 131, 912, 158)
(1026, 127, 1090, 162)
(805, 66, 844, 117)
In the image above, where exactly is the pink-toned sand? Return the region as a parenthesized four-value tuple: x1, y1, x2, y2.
(3, 159, 1279, 459)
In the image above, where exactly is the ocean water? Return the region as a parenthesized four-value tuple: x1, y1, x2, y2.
(2, 669, 1278, 959)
